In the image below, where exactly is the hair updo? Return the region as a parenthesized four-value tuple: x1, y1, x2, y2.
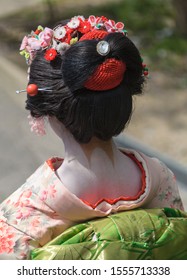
(26, 19, 145, 143)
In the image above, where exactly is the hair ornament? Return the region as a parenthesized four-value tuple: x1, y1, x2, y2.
(28, 114, 46, 136)
(20, 15, 127, 65)
(19, 15, 148, 93)
(141, 57, 149, 77)
(96, 41, 110, 56)
(16, 84, 53, 96)
(84, 59, 126, 91)
(142, 63, 149, 76)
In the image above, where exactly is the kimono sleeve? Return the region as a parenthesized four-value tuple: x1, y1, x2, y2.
(145, 159, 184, 210)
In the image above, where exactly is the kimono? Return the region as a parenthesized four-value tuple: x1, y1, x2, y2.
(0, 149, 184, 259)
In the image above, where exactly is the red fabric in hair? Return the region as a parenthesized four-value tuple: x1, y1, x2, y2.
(84, 58, 126, 91)
(80, 29, 108, 41)
(80, 29, 126, 91)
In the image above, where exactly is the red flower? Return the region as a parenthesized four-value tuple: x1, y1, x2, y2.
(78, 20, 91, 34)
(66, 26, 74, 35)
(35, 29, 42, 35)
(63, 33, 72, 44)
(44, 48, 57, 61)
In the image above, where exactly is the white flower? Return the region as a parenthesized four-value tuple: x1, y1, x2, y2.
(52, 39, 70, 54)
(67, 17, 80, 29)
(56, 42, 70, 54)
(54, 26, 66, 40)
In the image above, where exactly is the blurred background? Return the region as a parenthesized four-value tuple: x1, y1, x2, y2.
(0, 0, 187, 207)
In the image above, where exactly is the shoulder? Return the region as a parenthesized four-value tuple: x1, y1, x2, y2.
(0, 157, 63, 209)
(130, 151, 184, 210)
(119, 147, 165, 185)
(0, 158, 65, 259)
(119, 148, 183, 207)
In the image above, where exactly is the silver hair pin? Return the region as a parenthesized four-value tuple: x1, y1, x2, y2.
(16, 88, 52, 94)
(96, 41, 110, 56)
(16, 84, 53, 96)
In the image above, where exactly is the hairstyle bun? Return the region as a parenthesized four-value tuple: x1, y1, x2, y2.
(25, 16, 145, 143)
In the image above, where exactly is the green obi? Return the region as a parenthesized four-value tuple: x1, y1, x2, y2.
(30, 208, 187, 260)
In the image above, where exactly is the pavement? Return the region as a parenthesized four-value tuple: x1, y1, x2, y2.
(0, 0, 63, 201)
(0, 56, 64, 201)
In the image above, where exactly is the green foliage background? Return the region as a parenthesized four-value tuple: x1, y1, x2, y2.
(0, 0, 187, 75)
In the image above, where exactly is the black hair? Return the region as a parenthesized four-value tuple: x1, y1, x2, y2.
(26, 29, 144, 143)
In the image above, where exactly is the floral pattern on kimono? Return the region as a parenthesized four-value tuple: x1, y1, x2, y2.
(0, 149, 184, 259)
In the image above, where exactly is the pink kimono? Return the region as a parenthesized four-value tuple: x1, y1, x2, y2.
(0, 149, 183, 259)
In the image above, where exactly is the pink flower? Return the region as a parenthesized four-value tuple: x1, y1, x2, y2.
(0, 221, 15, 254)
(28, 115, 46, 136)
(104, 20, 124, 33)
(40, 185, 56, 201)
(30, 217, 40, 228)
(16, 190, 32, 208)
(17, 199, 30, 208)
(88, 16, 96, 26)
(27, 37, 41, 50)
(39, 27, 53, 48)
(88, 15, 102, 26)
(20, 36, 28, 50)
(48, 185, 57, 198)
(22, 190, 32, 199)
(40, 190, 48, 201)
(20, 36, 40, 63)
(16, 208, 32, 219)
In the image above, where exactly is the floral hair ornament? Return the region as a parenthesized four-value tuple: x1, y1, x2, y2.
(19, 15, 148, 92)
(141, 57, 149, 77)
(16, 84, 53, 96)
(19, 16, 127, 65)
(28, 114, 47, 136)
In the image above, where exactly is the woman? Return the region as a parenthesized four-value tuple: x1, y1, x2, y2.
(0, 15, 185, 260)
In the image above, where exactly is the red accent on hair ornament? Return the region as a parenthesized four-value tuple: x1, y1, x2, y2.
(84, 59, 126, 91)
(44, 48, 57, 61)
(20, 16, 127, 64)
(27, 84, 39, 96)
(80, 29, 108, 41)
(16, 84, 53, 96)
(142, 59, 149, 77)
(16, 84, 38, 96)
